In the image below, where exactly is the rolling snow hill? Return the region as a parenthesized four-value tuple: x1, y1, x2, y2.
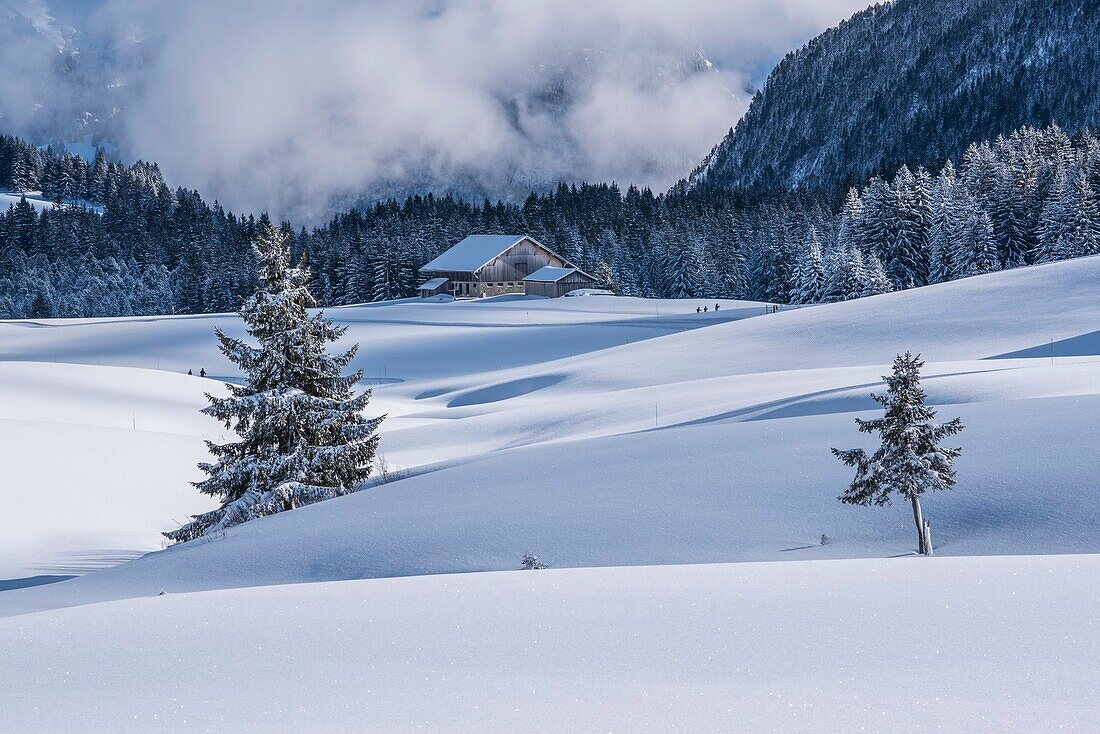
(4, 259, 1100, 730)
(0, 362, 226, 580)
(5, 260, 1100, 608)
(0, 296, 765, 583)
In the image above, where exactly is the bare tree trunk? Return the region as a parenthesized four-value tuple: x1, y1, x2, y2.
(910, 494, 926, 555)
(923, 520, 933, 556)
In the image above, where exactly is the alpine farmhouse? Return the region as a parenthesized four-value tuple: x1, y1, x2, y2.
(418, 234, 598, 298)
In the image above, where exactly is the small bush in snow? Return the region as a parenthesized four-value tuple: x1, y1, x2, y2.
(521, 553, 548, 570)
(820, 534, 830, 545)
(373, 454, 411, 485)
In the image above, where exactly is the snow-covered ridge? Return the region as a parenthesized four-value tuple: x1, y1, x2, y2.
(1, 0, 68, 50)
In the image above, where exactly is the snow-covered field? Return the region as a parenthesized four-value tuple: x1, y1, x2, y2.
(5, 555, 1097, 732)
(0, 362, 228, 580)
(4, 260, 1100, 731)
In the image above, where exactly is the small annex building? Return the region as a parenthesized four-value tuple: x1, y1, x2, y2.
(417, 277, 450, 298)
(522, 266, 599, 298)
(418, 234, 596, 298)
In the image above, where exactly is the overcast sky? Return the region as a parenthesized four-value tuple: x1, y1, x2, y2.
(6, 0, 868, 221)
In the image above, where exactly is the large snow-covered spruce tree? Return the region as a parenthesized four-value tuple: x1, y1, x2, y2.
(831, 352, 963, 555)
(166, 220, 383, 543)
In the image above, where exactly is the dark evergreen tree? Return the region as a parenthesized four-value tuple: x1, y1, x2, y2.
(165, 221, 384, 542)
(860, 252, 892, 297)
(789, 231, 825, 304)
(29, 287, 54, 319)
(661, 234, 702, 299)
(4, 123, 1100, 319)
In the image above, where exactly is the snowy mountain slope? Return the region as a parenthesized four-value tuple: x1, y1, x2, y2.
(692, 0, 1100, 196)
(521, 254, 1100, 387)
(6, 386, 1098, 617)
(4, 554, 1098, 732)
(0, 296, 769, 381)
(4, 257, 1100, 731)
(0, 1, 127, 144)
(347, 256, 1100, 468)
(0, 297, 761, 582)
(0, 190, 90, 212)
(6, 257, 1100, 616)
(4, 256, 1098, 431)
(9, 253, 1095, 389)
(0, 363, 226, 580)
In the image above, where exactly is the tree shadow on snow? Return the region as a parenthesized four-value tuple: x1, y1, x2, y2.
(989, 330, 1100, 360)
(0, 575, 76, 592)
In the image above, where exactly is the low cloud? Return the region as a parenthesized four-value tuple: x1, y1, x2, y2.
(3, 0, 867, 221)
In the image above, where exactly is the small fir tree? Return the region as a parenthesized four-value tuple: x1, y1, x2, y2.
(521, 553, 548, 570)
(832, 353, 963, 555)
(166, 220, 383, 542)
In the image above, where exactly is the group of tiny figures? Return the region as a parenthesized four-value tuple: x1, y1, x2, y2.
(696, 303, 721, 314)
(187, 368, 207, 378)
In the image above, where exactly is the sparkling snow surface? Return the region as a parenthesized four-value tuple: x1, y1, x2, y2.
(3, 260, 1100, 730)
(4, 556, 1097, 732)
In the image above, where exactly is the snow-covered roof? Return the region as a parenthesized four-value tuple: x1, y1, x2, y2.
(523, 266, 579, 283)
(420, 235, 528, 273)
(418, 277, 450, 290)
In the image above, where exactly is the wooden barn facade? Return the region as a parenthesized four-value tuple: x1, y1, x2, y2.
(418, 235, 594, 298)
(522, 266, 599, 298)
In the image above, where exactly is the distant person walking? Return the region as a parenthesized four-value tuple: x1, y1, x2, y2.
(187, 369, 192, 376)
(703, 306, 708, 313)
(715, 303, 720, 312)
(199, 368, 206, 378)
(696, 306, 701, 313)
